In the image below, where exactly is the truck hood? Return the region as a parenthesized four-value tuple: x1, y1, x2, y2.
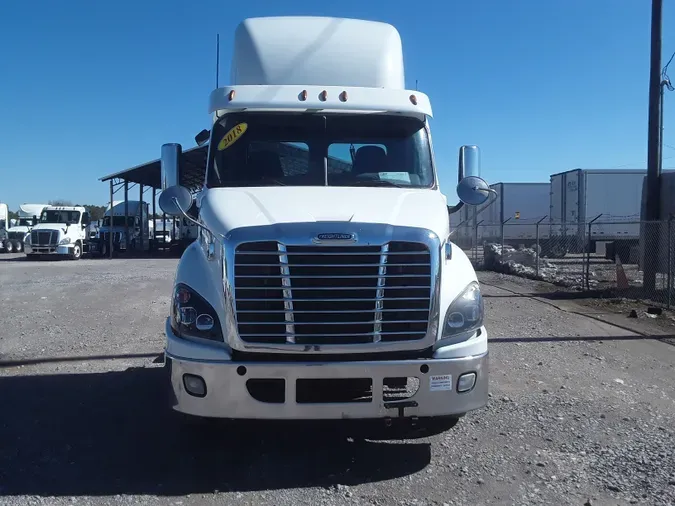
(199, 187, 451, 239)
(7, 226, 30, 234)
(32, 223, 69, 233)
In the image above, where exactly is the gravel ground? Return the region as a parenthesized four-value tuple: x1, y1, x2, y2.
(1, 253, 674, 506)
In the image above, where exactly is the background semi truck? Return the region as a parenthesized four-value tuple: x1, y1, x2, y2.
(95, 200, 150, 257)
(25, 205, 92, 259)
(0, 203, 8, 251)
(157, 16, 496, 434)
(3, 203, 48, 253)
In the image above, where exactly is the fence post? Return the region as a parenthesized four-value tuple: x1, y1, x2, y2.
(501, 217, 512, 252)
(535, 215, 548, 278)
(586, 215, 603, 290)
(474, 220, 484, 264)
(669, 215, 674, 309)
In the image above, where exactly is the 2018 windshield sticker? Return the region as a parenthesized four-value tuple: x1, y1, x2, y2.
(217, 123, 248, 151)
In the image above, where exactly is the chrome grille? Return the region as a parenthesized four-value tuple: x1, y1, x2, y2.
(31, 230, 56, 246)
(233, 241, 432, 345)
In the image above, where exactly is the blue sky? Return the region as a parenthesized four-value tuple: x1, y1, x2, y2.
(1, 0, 674, 210)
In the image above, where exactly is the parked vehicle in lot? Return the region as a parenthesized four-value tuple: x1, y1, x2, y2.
(24, 205, 92, 259)
(548, 169, 668, 261)
(92, 200, 150, 257)
(0, 202, 8, 252)
(158, 16, 495, 434)
(456, 182, 550, 249)
(3, 203, 48, 253)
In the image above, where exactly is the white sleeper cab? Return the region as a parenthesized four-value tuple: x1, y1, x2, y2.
(159, 16, 498, 434)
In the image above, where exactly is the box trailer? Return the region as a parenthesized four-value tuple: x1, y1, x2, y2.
(480, 182, 550, 246)
(547, 169, 669, 260)
(453, 182, 549, 248)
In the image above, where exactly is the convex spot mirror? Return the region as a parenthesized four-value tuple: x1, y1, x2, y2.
(457, 176, 491, 206)
(159, 186, 192, 217)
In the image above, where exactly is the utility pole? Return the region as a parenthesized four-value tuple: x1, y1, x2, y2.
(644, 0, 663, 292)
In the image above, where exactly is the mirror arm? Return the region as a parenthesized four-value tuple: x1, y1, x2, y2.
(170, 196, 220, 239)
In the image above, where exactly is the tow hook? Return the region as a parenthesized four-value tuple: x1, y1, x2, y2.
(384, 400, 419, 418)
(384, 417, 392, 427)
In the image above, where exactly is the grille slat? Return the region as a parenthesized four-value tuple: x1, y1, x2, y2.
(234, 241, 432, 345)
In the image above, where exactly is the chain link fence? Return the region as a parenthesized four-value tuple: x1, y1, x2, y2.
(453, 218, 675, 308)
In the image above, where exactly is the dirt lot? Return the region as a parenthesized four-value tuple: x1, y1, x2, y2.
(1, 254, 674, 506)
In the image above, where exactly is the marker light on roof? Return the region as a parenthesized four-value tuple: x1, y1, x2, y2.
(228, 90, 236, 101)
(319, 90, 328, 101)
(339, 91, 348, 102)
(409, 94, 418, 105)
(299, 90, 308, 101)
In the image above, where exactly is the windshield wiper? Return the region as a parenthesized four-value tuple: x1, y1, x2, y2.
(349, 179, 406, 188)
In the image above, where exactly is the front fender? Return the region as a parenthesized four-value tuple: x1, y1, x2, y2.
(173, 241, 228, 344)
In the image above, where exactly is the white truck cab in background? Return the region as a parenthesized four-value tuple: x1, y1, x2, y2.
(95, 200, 150, 257)
(3, 203, 48, 254)
(25, 205, 92, 260)
(159, 16, 497, 434)
(0, 203, 8, 251)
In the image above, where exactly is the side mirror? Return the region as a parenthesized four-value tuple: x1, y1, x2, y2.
(159, 185, 193, 217)
(455, 144, 493, 206)
(195, 129, 210, 146)
(457, 145, 481, 182)
(161, 143, 182, 191)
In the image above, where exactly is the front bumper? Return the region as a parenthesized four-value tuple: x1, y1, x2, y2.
(166, 325, 489, 421)
(25, 243, 73, 255)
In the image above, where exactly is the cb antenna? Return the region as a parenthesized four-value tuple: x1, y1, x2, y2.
(215, 33, 220, 88)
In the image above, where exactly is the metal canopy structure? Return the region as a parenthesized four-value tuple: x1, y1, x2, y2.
(100, 144, 208, 191)
(96, 140, 353, 259)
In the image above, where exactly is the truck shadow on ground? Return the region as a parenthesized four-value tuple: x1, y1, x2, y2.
(0, 365, 432, 497)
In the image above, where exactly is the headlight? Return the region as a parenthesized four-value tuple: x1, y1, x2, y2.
(441, 281, 484, 340)
(59, 237, 71, 245)
(170, 283, 223, 342)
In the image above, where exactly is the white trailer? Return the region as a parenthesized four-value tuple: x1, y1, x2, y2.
(478, 183, 549, 245)
(548, 169, 669, 260)
(156, 16, 500, 434)
(452, 182, 549, 248)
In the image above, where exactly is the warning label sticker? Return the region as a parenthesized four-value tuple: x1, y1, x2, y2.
(217, 123, 248, 151)
(429, 374, 453, 392)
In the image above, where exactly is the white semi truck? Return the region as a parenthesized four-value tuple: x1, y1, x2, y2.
(25, 205, 92, 259)
(0, 202, 8, 251)
(158, 16, 496, 434)
(3, 203, 48, 253)
(94, 200, 150, 257)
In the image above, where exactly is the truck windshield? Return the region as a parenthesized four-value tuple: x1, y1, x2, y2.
(17, 218, 36, 227)
(207, 113, 435, 189)
(41, 210, 81, 224)
(102, 216, 135, 227)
